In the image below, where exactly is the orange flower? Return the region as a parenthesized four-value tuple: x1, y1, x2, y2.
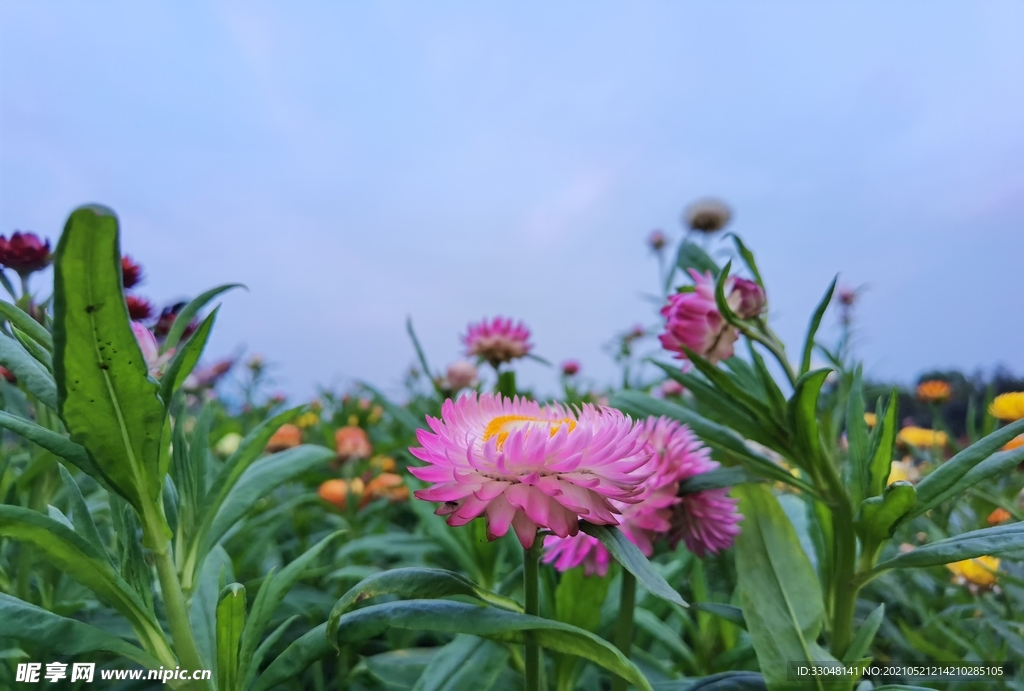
(266, 423, 302, 452)
(335, 426, 372, 462)
(1002, 435, 1024, 452)
(917, 380, 952, 404)
(370, 456, 397, 473)
(987, 507, 1012, 526)
(318, 478, 365, 510)
(359, 472, 409, 507)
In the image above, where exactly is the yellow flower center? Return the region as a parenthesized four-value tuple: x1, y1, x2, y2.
(483, 415, 577, 449)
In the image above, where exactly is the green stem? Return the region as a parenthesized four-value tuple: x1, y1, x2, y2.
(819, 455, 859, 659)
(523, 535, 543, 691)
(154, 547, 210, 689)
(743, 322, 798, 387)
(611, 570, 636, 691)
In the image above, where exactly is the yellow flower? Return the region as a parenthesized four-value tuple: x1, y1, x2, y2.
(215, 432, 243, 457)
(897, 426, 947, 448)
(887, 460, 910, 485)
(947, 556, 999, 588)
(863, 412, 877, 428)
(295, 411, 320, 429)
(917, 380, 952, 404)
(989, 392, 1024, 421)
(370, 456, 397, 473)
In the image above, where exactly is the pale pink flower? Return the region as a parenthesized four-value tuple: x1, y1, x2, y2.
(463, 317, 533, 368)
(543, 417, 741, 574)
(131, 321, 172, 377)
(660, 379, 685, 397)
(408, 393, 652, 548)
(444, 360, 479, 391)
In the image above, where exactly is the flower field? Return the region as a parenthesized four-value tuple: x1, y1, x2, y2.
(0, 203, 1022, 691)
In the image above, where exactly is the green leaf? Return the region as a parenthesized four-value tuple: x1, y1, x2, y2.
(669, 241, 719, 293)
(579, 523, 687, 608)
(0, 505, 171, 662)
(870, 522, 1024, 575)
(160, 308, 218, 407)
(653, 671, 767, 690)
(238, 532, 344, 682)
(52, 206, 168, 547)
(161, 283, 244, 354)
(252, 624, 331, 691)
(0, 332, 57, 408)
(0, 593, 162, 668)
(12, 326, 53, 371)
(799, 277, 836, 376)
(692, 603, 746, 629)
(191, 545, 234, 673)
(241, 615, 299, 691)
(729, 234, 765, 290)
(182, 406, 309, 590)
(866, 390, 899, 498)
(842, 604, 883, 664)
(328, 567, 522, 647)
(412, 635, 510, 691)
(554, 566, 613, 690)
(856, 482, 916, 543)
(733, 484, 839, 691)
(679, 467, 748, 495)
(216, 583, 246, 691)
(787, 369, 831, 473)
(748, 343, 788, 420)
(845, 365, 868, 505)
(611, 389, 817, 495)
(937, 443, 1024, 508)
(683, 345, 783, 439)
(203, 444, 334, 555)
(0, 410, 107, 486)
(0, 299, 53, 351)
(633, 608, 698, 670)
(56, 463, 113, 567)
(908, 417, 1024, 519)
(330, 599, 653, 691)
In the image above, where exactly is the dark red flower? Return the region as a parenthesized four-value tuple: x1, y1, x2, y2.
(153, 303, 185, 338)
(561, 360, 580, 376)
(126, 294, 154, 321)
(122, 255, 144, 289)
(0, 232, 51, 275)
(0, 366, 16, 384)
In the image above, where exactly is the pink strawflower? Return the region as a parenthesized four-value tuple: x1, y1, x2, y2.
(131, 321, 172, 377)
(463, 317, 533, 368)
(543, 417, 741, 574)
(648, 230, 667, 252)
(731, 277, 765, 319)
(561, 360, 580, 376)
(408, 393, 652, 549)
(660, 270, 738, 364)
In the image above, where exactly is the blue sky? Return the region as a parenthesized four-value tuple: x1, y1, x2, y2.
(2, 2, 1022, 401)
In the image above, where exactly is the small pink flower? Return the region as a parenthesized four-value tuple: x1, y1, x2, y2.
(444, 360, 479, 391)
(0, 232, 51, 276)
(131, 321, 172, 377)
(543, 417, 741, 574)
(660, 379, 685, 397)
(408, 393, 652, 548)
(561, 360, 580, 376)
(731, 277, 765, 319)
(463, 317, 533, 368)
(659, 270, 739, 364)
(648, 230, 667, 252)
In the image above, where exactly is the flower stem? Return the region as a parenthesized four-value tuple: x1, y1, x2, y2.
(523, 536, 543, 691)
(154, 547, 210, 689)
(611, 570, 636, 691)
